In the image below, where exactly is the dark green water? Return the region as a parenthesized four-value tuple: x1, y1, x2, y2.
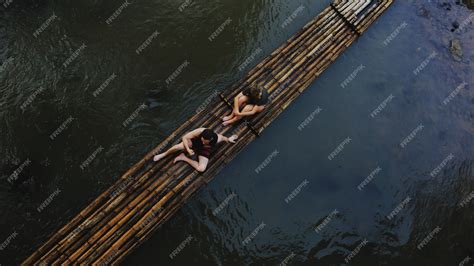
(0, 0, 473, 265)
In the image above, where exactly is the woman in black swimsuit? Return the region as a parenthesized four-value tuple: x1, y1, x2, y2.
(153, 128, 238, 172)
(190, 129, 217, 159)
(222, 83, 269, 126)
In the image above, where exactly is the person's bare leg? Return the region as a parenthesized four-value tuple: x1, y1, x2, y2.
(153, 142, 185, 162)
(223, 105, 253, 126)
(222, 111, 235, 121)
(223, 96, 247, 121)
(223, 115, 240, 126)
(173, 154, 209, 172)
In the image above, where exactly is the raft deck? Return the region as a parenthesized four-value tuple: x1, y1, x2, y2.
(23, 0, 393, 264)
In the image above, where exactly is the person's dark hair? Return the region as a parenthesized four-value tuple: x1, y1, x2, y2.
(200, 129, 218, 146)
(250, 83, 264, 100)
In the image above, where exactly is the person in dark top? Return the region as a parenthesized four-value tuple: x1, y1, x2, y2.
(153, 128, 238, 172)
(222, 82, 269, 126)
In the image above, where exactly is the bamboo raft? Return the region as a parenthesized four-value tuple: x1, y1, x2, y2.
(23, 0, 393, 265)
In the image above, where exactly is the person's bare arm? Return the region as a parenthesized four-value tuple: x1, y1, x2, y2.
(182, 128, 206, 155)
(233, 92, 245, 115)
(217, 133, 238, 144)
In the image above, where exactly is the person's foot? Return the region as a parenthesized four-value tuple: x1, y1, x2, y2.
(173, 153, 187, 164)
(222, 115, 233, 121)
(223, 120, 233, 126)
(153, 154, 165, 162)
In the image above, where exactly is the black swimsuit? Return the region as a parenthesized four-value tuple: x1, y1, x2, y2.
(191, 138, 214, 159)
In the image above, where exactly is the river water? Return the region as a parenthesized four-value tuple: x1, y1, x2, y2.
(0, 0, 473, 265)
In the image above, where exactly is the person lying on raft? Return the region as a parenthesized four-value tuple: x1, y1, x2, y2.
(152, 128, 238, 172)
(222, 83, 269, 126)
